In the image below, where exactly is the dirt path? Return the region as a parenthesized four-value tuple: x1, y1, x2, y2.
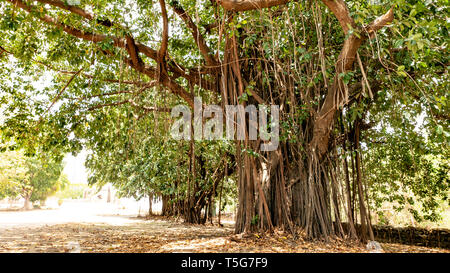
(0, 201, 448, 253)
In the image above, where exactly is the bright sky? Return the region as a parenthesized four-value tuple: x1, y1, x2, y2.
(62, 150, 88, 185)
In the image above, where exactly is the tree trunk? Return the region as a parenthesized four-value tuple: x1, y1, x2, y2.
(23, 194, 32, 210)
(218, 163, 226, 226)
(148, 193, 153, 216)
(107, 185, 111, 203)
(161, 195, 171, 216)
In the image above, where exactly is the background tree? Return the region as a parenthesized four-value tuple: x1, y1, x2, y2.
(0, 150, 28, 201)
(0, 150, 67, 209)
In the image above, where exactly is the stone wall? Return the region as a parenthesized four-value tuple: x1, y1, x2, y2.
(341, 223, 450, 249)
(371, 225, 450, 249)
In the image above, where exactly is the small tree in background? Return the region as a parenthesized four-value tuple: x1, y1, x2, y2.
(0, 150, 67, 209)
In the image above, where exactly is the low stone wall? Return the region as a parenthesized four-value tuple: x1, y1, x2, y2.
(371, 225, 450, 249)
(341, 223, 450, 249)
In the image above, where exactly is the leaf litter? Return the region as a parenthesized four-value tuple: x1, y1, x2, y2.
(0, 216, 448, 253)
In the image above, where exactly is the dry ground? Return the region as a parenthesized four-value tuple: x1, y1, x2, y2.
(0, 201, 448, 253)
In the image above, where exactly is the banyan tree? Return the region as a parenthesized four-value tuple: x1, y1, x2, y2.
(1, 0, 409, 242)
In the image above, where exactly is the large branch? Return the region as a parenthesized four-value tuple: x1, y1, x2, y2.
(217, 0, 355, 33)
(1, 45, 151, 86)
(125, 35, 145, 72)
(48, 0, 208, 91)
(217, 0, 392, 34)
(35, 0, 113, 27)
(124, 58, 194, 107)
(321, 0, 356, 34)
(33, 0, 212, 94)
(217, 0, 290, 11)
(311, 7, 394, 157)
(7, 1, 141, 54)
(366, 7, 395, 36)
(158, 0, 169, 60)
(6, 1, 162, 61)
(321, 7, 395, 111)
(157, 0, 169, 82)
(216, 0, 395, 158)
(6, 0, 195, 107)
(88, 99, 172, 113)
(169, 1, 219, 67)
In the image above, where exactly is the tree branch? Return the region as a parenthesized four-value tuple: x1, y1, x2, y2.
(87, 100, 130, 111)
(366, 8, 394, 36)
(158, 0, 169, 61)
(169, 1, 219, 67)
(311, 6, 395, 157)
(124, 58, 194, 107)
(88, 99, 172, 113)
(157, 0, 169, 82)
(6, 0, 195, 108)
(216, 0, 291, 12)
(129, 100, 172, 113)
(6, 1, 160, 59)
(45, 67, 83, 114)
(321, 0, 356, 34)
(72, 81, 157, 101)
(2, 45, 150, 87)
(125, 35, 144, 72)
(35, 0, 114, 27)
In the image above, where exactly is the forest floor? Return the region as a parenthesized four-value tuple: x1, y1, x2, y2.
(0, 201, 448, 253)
